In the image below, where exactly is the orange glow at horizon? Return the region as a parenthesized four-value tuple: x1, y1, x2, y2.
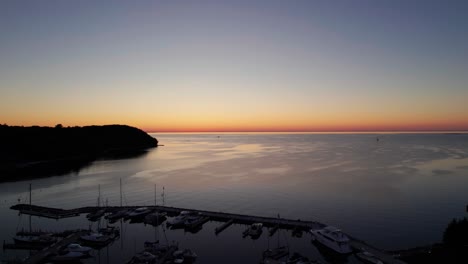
(3, 106, 468, 133)
(140, 117, 468, 133)
(3, 119, 468, 133)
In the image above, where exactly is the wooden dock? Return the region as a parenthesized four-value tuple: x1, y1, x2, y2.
(11, 204, 325, 230)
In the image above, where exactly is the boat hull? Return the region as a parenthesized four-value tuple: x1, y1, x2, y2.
(310, 231, 352, 254)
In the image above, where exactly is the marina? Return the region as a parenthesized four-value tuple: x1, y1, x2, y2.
(6, 203, 405, 264)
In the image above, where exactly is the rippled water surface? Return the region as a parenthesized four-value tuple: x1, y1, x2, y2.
(1, 133, 468, 263)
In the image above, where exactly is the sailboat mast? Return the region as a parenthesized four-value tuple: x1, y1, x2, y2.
(29, 183, 32, 233)
(154, 184, 157, 206)
(29, 183, 32, 206)
(277, 214, 280, 248)
(120, 178, 122, 207)
(98, 184, 101, 207)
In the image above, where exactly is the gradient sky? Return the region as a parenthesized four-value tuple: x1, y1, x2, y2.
(1, 0, 467, 132)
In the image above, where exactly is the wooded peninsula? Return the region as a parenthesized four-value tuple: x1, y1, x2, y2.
(0, 124, 158, 182)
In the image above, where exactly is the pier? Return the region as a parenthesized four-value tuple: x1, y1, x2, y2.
(11, 204, 325, 230)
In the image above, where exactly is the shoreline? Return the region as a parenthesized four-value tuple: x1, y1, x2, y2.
(0, 124, 157, 182)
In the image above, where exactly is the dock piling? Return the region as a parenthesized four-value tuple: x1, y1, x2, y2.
(215, 219, 234, 235)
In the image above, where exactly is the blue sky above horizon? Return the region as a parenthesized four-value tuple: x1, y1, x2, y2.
(1, 0, 467, 131)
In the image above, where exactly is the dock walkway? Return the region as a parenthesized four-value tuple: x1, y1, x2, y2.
(11, 204, 324, 229)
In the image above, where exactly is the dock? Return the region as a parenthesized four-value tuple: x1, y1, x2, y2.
(268, 225, 279, 236)
(215, 219, 234, 234)
(11, 204, 84, 219)
(11, 204, 325, 230)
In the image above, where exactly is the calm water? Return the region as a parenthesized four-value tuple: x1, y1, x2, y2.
(1, 133, 468, 263)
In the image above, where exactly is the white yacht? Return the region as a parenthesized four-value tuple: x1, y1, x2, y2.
(310, 226, 352, 254)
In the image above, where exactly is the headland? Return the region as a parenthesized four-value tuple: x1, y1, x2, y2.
(0, 124, 158, 182)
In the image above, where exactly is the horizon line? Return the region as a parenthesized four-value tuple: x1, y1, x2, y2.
(145, 129, 468, 133)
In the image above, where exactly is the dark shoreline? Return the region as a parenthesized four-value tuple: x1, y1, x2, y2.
(0, 124, 158, 182)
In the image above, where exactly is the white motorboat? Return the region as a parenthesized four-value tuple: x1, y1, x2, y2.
(167, 211, 200, 227)
(184, 215, 209, 230)
(310, 226, 352, 254)
(66, 243, 92, 254)
(126, 207, 153, 221)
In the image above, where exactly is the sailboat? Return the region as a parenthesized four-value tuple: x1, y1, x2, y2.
(261, 215, 289, 263)
(87, 185, 106, 221)
(107, 179, 130, 223)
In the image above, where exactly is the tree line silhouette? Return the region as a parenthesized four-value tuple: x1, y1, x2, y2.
(0, 124, 158, 182)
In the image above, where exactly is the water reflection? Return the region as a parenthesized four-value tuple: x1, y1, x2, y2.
(0, 133, 468, 263)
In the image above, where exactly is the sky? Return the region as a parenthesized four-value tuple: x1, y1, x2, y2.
(1, 0, 467, 132)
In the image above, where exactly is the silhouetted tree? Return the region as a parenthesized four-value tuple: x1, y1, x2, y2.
(55, 124, 63, 129)
(443, 217, 468, 246)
